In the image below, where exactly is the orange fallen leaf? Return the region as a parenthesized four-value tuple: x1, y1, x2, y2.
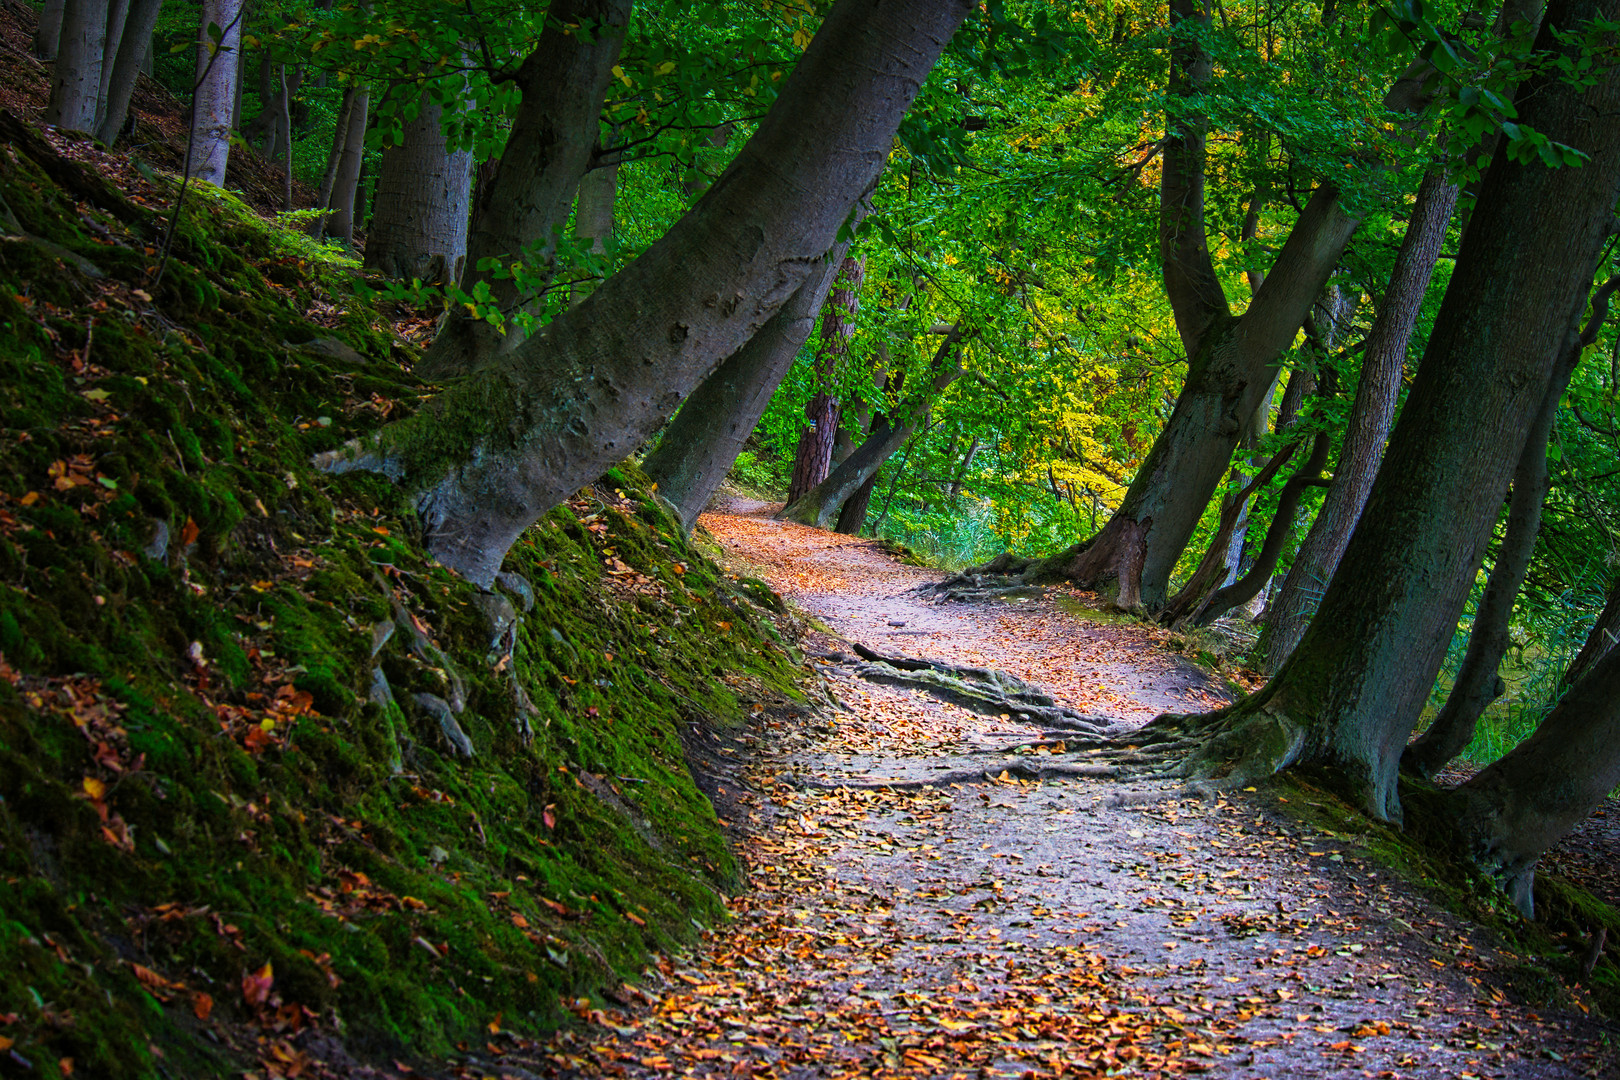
(242, 961, 273, 1007)
(179, 517, 200, 548)
(193, 992, 213, 1021)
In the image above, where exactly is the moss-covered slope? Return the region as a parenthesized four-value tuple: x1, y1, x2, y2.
(0, 112, 804, 1077)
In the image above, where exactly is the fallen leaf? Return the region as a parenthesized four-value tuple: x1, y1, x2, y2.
(242, 961, 273, 1007)
(193, 992, 213, 1021)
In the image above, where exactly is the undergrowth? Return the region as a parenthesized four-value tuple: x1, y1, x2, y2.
(0, 114, 805, 1077)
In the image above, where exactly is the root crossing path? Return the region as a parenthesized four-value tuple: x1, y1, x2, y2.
(514, 503, 1613, 1079)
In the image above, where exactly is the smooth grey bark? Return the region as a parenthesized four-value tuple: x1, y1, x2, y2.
(307, 87, 353, 239)
(321, 0, 974, 586)
(97, 0, 131, 124)
(323, 85, 370, 245)
(1260, 168, 1461, 672)
(1171, 0, 1620, 824)
(277, 64, 293, 210)
(1403, 275, 1619, 778)
(365, 89, 475, 284)
(43, 0, 107, 133)
(420, 0, 632, 377)
(1447, 644, 1620, 916)
(570, 143, 619, 306)
(186, 0, 245, 187)
(779, 329, 966, 530)
(641, 248, 847, 530)
(94, 0, 164, 146)
(35, 0, 65, 61)
(785, 255, 866, 505)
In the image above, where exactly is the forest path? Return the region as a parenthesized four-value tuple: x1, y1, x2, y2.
(512, 504, 1612, 1079)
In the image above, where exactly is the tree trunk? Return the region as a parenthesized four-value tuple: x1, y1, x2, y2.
(1172, 0, 1620, 824)
(1403, 274, 1619, 777)
(786, 255, 866, 505)
(277, 64, 293, 210)
(570, 142, 619, 306)
(641, 247, 847, 530)
(1445, 645, 1620, 916)
(1564, 576, 1620, 686)
(1259, 169, 1460, 672)
(364, 89, 475, 284)
(307, 87, 353, 239)
(43, 0, 107, 133)
(186, 0, 245, 187)
(34, 0, 65, 61)
(94, 0, 164, 146)
(96, 0, 131, 128)
(779, 330, 966, 530)
(419, 0, 632, 378)
(323, 85, 370, 245)
(321, 0, 974, 587)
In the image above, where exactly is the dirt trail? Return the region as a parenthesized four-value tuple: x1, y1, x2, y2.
(509, 505, 1615, 1079)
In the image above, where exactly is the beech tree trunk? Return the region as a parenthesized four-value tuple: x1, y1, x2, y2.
(323, 85, 370, 246)
(43, 0, 107, 133)
(419, 0, 632, 377)
(94, 0, 164, 146)
(186, 0, 245, 187)
(1259, 169, 1460, 672)
(320, 0, 975, 586)
(570, 144, 619, 306)
(641, 247, 847, 530)
(307, 87, 353, 239)
(1446, 645, 1620, 916)
(34, 0, 64, 61)
(1404, 275, 1619, 777)
(97, 0, 130, 126)
(778, 330, 966, 530)
(1172, 0, 1620, 823)
(1564, 576, 1620, 686)
(365, 89, 475, 284)
(786, 255, 866, 505)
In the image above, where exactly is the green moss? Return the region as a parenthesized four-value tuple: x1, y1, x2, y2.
(0, 118, 808, 1076)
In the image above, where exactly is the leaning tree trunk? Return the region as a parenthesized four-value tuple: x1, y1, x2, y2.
(778, 330, 966, 530)
(94, 0, 164, 146)
(641, 245, 848, 530)
(42, 0, 108, 133)
(96, 0, 131, 129)
(570, 141, 620, 306)
(186, 0, 245, 187)
(1445, 645, 1620, 916)
(1403, 277, 1617, 778)
(364, 88, 475, 284)
(419, 0, 632, 378)
(1164, 0, 1620, 824)
(1563, 575, 1620, 687)
(786, 255, 866, 505)
(319, 0, 975, 586)
(323, 85, 370, 246)
(34, 0, 65, 61)
(1259, 168, 1460, 672)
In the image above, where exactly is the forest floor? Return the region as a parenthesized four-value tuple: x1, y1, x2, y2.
(460, 499, 1618, 1080)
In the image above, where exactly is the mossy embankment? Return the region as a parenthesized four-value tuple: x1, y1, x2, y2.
(0, 111, 807, 1077)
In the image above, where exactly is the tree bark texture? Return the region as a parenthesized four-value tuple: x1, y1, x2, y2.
(1404, 274, 1619, 777)
(778, 330, 966, 530)
(1259, 169, 1460, 673)
(1180, 0, 1620, 823)
(94, 0, 164, 146)
(365, 90, 475, 284)
(323, 85, 370, 245)
(1446, 644, 1620, 916)
(641, 247, 847, 531)
(786, 255, 866, 505)
(43, 0, 107, 133)
(35, 0, 65, 61)
(321, 0, 974, 586)
(420, 0, 632, 377)
(186, 0, 245, 187)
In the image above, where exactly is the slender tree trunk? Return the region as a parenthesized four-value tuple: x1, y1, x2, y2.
(1404, 275, 1619, 777)
(321, 0, 974, 587)
(307, 87, 353, 238)
(420, 0, 633, 377)
(1564, 576, 1620, 686)
(364, 89, 475, 284)
(186, 0, 245, 187)
(96, 0, 131, 128)
(1169, 0, 1620, 824)
(34, 0, 65, 61)
(324, 85, 370, 245)
(94, 0, 164, 146)
(786, 255, 866, 505)
(1445, 645, 1620, 916)
(1259, 169, 1460, 672)
(570, 142, 619, 306)
(43, 0, 108, 132)
(277, 63, 293, 210)
(779, 330, 966, 530)
(642, 246, 848, 530)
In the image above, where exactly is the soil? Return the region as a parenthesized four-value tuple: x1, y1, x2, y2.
(473, 503, 1620, 1079)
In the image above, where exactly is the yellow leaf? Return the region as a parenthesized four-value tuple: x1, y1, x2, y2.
(83, 776, 107, 800)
